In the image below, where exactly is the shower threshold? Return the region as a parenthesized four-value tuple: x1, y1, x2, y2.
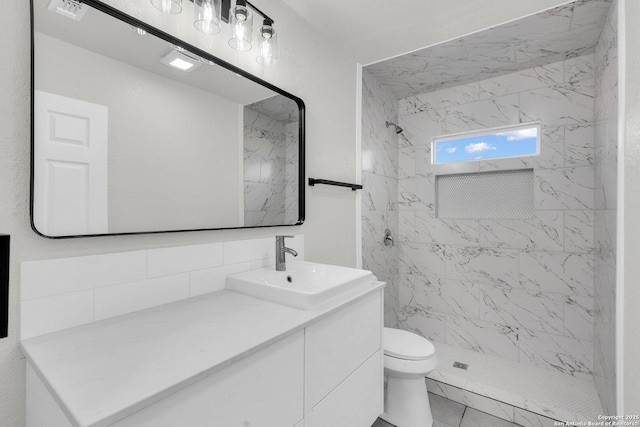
(426, 342, 604, 425)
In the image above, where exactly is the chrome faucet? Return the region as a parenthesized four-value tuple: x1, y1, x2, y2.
(276, 235, 298, 271)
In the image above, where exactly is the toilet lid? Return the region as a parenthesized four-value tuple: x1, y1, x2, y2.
(383, 328, 435, 361)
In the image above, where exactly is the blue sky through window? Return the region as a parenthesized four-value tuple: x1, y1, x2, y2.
(433, 124, 539, 164)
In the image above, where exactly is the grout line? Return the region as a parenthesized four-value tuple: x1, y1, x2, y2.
(459, 405, 468, 427)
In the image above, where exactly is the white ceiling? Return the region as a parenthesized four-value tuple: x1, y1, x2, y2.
(280, 0, 582, 65)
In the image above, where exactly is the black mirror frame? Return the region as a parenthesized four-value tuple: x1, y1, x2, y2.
(29, 0, 305, 239)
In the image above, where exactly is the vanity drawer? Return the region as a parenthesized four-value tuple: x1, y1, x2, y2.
(305, 291, 382, 405)
(113, 331, 304, 427)
(311, 350, 383, 427)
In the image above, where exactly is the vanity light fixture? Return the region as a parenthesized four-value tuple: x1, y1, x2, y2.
(160, 49, 203, 72)
(47, 0, 89, 21)
(228, 0, 253, 51)
(149, 0, 278, 65)
(194, 0, 221, 35)
(150, 0, 183, 14)
(128, 25, 148, 36)
(256, 18, 276, 65)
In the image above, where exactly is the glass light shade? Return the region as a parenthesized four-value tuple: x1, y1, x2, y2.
(256, 25, 277, 65)
(194, 0, 221, 35)
(228, 3, 253, 51)
(150, 0, 182, 14)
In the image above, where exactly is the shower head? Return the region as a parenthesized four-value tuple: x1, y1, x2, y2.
(385, 121, 403, 134)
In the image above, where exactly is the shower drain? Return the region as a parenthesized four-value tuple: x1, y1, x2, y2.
(453, 361, 469, 370)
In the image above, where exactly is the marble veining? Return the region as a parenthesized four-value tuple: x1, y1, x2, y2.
(400, 274, 480, 317)
(361, 70, 400, 327)
(398, 242, 447, 278)
(519, 251, 594, 297)
(479, 285, 565, 336)
(445, 246, 519, 287)
(518, 328, 593, 379)
(243, 106, 298, 226)
(534, 167, 595, 210)
(361, 0, 614, 405)
(478, 211, 564, 251)
(397, 304, 446, 343)
(392, 52, 598, 378)
(446, 314, 519, 361)
(366, 1, 611, 99)
(564, 210, 595, 253)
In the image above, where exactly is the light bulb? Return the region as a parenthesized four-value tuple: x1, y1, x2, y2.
(194, 0, 221, 35)
(150, 0, 182, 14)
(256, 21, 276, 65)
(228, 1, 253, 51)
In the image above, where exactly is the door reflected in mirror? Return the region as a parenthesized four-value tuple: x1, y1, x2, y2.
(31, 0, 304, 237)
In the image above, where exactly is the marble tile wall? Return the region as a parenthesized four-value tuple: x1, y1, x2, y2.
(593, 0, 618, 415)
(362, 70, 399, 327)
(284, 121, 299, 224)
(366, 1, 611, 99)
(243, 108, 287, 226)
(396, 55, 597, 380)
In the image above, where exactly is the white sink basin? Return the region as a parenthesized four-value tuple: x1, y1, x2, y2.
(225, 262, 375, 310)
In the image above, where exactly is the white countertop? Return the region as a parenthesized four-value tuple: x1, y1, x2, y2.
(21, 285, 382, 427)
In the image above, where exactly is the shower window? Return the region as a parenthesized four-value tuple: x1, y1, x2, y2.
(432, 122, 540, 165)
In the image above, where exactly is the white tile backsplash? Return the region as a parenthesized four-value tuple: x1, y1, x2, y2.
(189, 262, 252, 297)
(94, 274, 190, 321)
(223, 237, 274, 265)
(21, 291, 94, 340)
(147, 243, 223, 278)
(21, 251, 147, 300)
(20, 235, 304, 339)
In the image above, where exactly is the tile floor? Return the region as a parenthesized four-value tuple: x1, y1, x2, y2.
(372, 393, 523, 427)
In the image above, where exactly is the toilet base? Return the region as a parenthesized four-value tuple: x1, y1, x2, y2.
(380, 375, 432, 427)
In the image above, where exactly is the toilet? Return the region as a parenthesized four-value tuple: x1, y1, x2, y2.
(380, 327, 437, 427)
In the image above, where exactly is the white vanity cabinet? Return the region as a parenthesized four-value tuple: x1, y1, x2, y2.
(27, 331, 305, 427)
(111, 331, 305, 427)
(23, 288, 384, 427)
(305, 291, 383, 427)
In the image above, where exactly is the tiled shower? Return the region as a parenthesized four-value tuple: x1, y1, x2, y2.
(362, 0, 617, 421)
(243, 98, 300, 226)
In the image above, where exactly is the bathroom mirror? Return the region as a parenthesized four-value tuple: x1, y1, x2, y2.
(30, 0, 305, 238)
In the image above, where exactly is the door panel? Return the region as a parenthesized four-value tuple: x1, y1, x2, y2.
(34, 90, 108, 235)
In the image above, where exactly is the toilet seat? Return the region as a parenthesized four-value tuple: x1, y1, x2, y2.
(384, 327, 435, 361)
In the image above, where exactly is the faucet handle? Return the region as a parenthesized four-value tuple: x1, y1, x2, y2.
(276, 235, 295, 239)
